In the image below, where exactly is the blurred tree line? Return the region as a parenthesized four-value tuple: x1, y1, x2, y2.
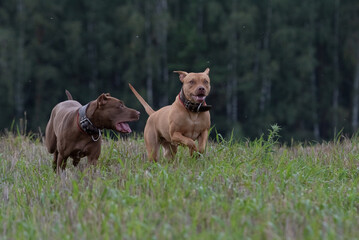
(0, 0, 358, 141)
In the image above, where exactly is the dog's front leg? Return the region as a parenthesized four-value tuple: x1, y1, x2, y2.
(197, 129, 209, 153)
(87, 151, 100, 167)
(87, 145, 101, 167)
(56, 153, 67, 174)
(87, 157, 98, 166)
(171, 132, 198, 152)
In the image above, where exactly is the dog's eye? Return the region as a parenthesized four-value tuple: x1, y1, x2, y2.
(118, 102, 124, 108)
(204, 80, 209, 85)
(189, 80, 195, 85)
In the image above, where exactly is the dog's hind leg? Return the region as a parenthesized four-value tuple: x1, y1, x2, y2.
(145, 138, 160, 162)
(162, 143, 177, 159)
(144, 126, 160, 162)
(146, 144, 159, 162)
(45, 110, 57, 154)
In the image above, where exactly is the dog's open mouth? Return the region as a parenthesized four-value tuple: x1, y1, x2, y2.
(116, 122, 132, 133)
(192, 94, 206, 103)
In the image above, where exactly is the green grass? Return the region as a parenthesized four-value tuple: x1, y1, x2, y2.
(1, 127, 359, 239)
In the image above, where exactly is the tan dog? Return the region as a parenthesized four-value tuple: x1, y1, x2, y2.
(45, 90, 140, 173)
(129, 68, 211, 162)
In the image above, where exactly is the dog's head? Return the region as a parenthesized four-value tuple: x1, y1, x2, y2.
(88, 93, 140, 133)
(174, 68, 211, 104)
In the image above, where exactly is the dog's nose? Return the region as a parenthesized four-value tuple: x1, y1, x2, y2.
(198, 86, 205, 92)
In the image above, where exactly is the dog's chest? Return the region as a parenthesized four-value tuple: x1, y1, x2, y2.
(69, 149, 87, 159)
(69, 140, 99, 159)
(183, 114, 207, 139)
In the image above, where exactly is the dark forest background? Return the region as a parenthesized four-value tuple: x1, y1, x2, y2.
(0, 0, 359, 142)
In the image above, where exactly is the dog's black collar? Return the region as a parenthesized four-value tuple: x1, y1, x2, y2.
(78, 104, 102, 141)
(179, 89, 212, 112)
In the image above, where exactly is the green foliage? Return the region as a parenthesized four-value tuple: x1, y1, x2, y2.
(0, 0, 359, 142)
(1, 131, 359, 239)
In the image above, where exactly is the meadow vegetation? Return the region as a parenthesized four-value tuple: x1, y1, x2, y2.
(1, 126, 359, 239)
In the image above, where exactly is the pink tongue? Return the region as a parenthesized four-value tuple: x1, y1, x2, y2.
(116, 123, 132, 133)
(193, 95, 206, 103)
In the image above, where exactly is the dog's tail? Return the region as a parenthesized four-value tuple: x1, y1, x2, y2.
(128, 83, 155, 115)
(65, 90, 73, 100)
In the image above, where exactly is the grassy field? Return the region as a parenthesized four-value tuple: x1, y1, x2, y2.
(1, 127, 359, 239)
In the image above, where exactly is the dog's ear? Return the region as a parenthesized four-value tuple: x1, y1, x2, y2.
(174, 71, 188, 83)
(204, 68, 210, 75)
(97, 93, 109, 106)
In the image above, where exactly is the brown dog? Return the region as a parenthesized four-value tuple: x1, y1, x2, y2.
(45, 90, 140, 173)
(129, 68, 211, 162)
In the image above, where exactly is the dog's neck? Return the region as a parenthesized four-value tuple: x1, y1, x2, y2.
(179, 89, 212, 113)
(77, 104, 101, 141)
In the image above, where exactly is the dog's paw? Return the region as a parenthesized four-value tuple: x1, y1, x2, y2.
(190, 150, 203, 159)
(187, 141, 198, 152)
(188, 144, 199, 156)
